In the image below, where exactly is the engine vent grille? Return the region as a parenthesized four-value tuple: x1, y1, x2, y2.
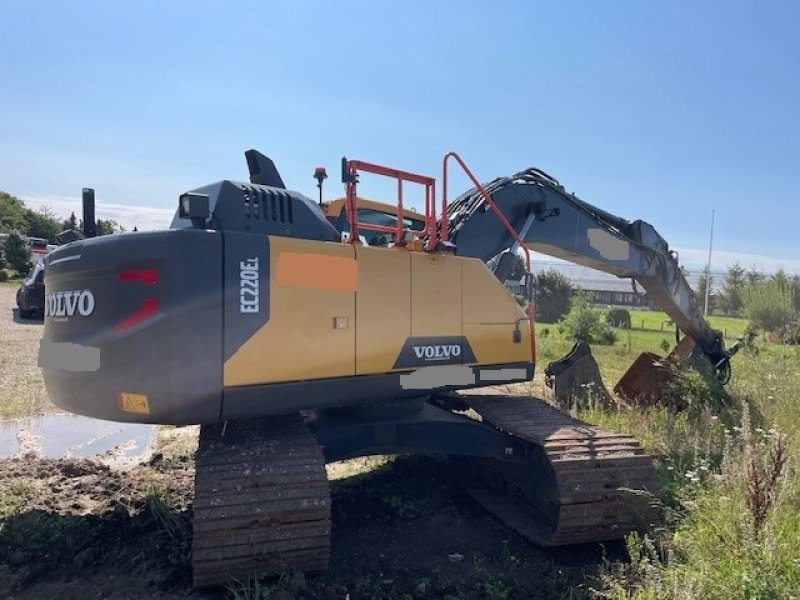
(241, 186, 294, 224)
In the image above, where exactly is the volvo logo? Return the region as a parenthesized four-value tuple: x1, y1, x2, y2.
(394, 336, 476, 369)
(45, 290, 96, 318)
(412, 344, 462, 361)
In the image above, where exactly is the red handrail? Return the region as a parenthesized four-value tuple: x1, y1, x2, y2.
(442, 151, 536, 362)
(441, 152, 531, 273)
(344, 159, 436, 247)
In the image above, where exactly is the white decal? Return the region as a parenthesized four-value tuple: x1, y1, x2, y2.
(45, 290, 95, 318)
(412, 344, 462, 362)
(239, 257, 259, 314)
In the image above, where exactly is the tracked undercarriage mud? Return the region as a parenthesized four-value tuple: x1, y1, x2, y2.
(464, 395, 658, 545)
(191, 395, 658, 586)
(192, 414, 331, 587)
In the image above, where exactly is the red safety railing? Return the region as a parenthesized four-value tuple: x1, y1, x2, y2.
(343, 159, 436, 249)
(442, 151, 536, 361)
(342, 153, 536, 361)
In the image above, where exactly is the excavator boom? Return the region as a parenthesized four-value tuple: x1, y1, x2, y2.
(443, 167, 736, 380)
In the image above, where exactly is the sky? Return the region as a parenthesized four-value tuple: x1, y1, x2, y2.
(2, 1, 799, 272)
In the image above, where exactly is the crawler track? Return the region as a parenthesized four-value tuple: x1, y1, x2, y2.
(465, 394, 659, 545)
(192, 413, 331, 587)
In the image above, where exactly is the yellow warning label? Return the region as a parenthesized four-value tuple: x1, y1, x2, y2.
(118, 392, 150, 414)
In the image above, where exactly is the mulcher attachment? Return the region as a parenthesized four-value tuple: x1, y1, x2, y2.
(192, 414, 331, 587)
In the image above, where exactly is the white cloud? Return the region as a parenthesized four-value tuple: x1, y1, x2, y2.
(534, 247, 800, 276)
(22, 194, 174, 232)
(672, 247, 800, 274)
(18, 195, 800, 274)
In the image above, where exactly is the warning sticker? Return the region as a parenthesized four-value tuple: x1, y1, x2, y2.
(117, 392, 150, 414)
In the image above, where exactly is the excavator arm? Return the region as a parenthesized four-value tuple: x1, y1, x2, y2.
(443, 167, 738, 381)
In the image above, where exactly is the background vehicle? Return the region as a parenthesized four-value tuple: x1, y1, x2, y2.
(16, 262, 45, 319)
(39, 149, 738, 586)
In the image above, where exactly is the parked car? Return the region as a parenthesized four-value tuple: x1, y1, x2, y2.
(16, 262, 45, 319)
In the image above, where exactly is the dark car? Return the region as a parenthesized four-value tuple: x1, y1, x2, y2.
(16, 262, 45, 319)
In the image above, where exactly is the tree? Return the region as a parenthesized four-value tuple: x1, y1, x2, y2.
(507, 253, 526, 281)
(533, 269, 574, 323)
(742, 280, 795, 333)
(96, 219, 126, 235)
(26, 207, 61, 243)
(558, 292, 617, 345)
(720, 262, 746, 316)
(746, 267, 766, 286)
(62, 211, 78, 231)
(791, 275, 800, 314)
(0, 191, 29, 233)
(487, 252, 526, 281)
(3, 231, 32, 276)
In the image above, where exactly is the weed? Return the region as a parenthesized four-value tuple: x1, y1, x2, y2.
(746, 433, 787, 540)
(0, 479, 28, 519)
(145, 480, 191, 569)
(484, 578, 511, 600)
(226, 575, 276, 600)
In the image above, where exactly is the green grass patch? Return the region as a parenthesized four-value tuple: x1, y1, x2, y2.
(0, 479, 29, 519)
(536, 305, 799, 597)
(627, 309, 748, 340)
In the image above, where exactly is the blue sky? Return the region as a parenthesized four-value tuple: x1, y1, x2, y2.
(2, 1, 799, 271)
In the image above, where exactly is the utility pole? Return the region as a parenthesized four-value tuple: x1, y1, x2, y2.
(703, 208, 715, 317)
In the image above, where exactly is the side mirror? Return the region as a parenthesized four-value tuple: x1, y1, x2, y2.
(179, 193, 210, 229)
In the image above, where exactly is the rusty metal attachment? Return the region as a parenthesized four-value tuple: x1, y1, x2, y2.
(614, 336, 703, 408)
(544, 341, 614, 410)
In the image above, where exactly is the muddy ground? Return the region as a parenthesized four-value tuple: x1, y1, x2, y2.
(0, 450, 617, 600)
(0, 285, 620, 599)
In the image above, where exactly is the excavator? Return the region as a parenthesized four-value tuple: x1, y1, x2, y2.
(39, 150, 739, 587)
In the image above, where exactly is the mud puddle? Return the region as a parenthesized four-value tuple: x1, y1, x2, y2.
(0, 414, 155, 466)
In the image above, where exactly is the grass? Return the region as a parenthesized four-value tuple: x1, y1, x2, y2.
(532, 309, 800, 598)
(0, 479, 29, 519)
(627, 309, 748, 340)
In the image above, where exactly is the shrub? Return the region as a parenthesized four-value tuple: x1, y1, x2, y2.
(606, 307, 631, 329)
(2, 231, 31, 276)
(558, 292, 617, 345)
(742, 281, 795, 333)
(0, 269, 7, 282)
(663, 363, 733, 419)
(778, 320, 800, 345)
(533, 269, 573, 323)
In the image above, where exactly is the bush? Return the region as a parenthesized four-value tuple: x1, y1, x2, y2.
(557, 292, 617, 345)
(606, 307, 631, 329)
(742, 281, 795, 333)
(533, 269, 573, 323)
(778, 320, 800, 345)
(2, 231, 31, 276)
(0, 269, 7, 282)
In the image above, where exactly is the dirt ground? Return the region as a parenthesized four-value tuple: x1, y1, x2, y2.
(0, 283, 49, 418)
(0, 284, 619, 600)
(0, 451, 616, 600)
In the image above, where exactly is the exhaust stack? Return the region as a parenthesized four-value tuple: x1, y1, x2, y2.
(82, 188, 97, 238)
